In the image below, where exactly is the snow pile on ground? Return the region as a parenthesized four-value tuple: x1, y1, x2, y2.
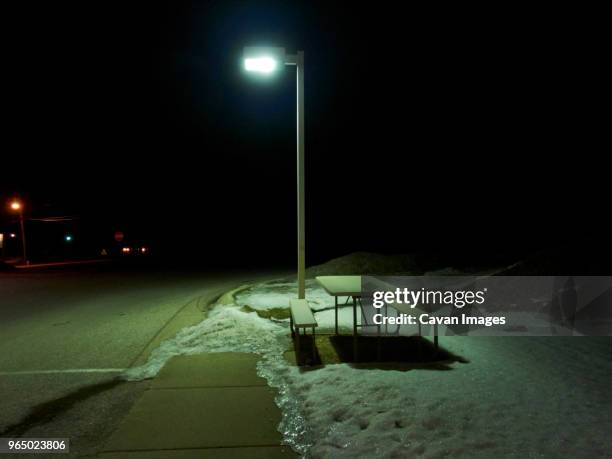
(287, 336, 612, 458)
(235, 280, 358, 329)
(125, 280, 612, 458)
(235, 279, 348, 312)
(122, 306, 288, 381)
(304, 252, 419, 278)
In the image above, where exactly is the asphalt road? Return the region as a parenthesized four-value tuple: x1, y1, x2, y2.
(0, 263, 282, 457)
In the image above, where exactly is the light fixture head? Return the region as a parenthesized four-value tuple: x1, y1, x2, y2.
(243, 46, 286, 74)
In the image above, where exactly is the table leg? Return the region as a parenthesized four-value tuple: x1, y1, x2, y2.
(377, 322, 381, 361)
(384, 303, 388, 334)
(335, 296, 338, 335)
(296, 328, 301, 365)
(434, 322, 439, 351)
(353, 295, 358, 362)
(312, 326, 316, 362)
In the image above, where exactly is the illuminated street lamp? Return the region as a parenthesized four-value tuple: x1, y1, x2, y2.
(243, 46, 306, 299)
(9, 200, 28, 264)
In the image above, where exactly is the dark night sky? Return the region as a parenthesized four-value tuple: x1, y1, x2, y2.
(1, 2, 607, 267)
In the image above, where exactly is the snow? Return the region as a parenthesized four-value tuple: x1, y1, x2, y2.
(313, 307, 360, 329)
(236, 279, 358, 330)
(288, 337, 612, 458)
(124, 280, 612, 458)
(122, 306, 288, 381)
(235, 279, 349, 312)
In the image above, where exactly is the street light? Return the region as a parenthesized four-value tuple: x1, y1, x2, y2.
(243, 46, 285, 73)
(9, 200, 28, 264)
(243, 46, 306, 299)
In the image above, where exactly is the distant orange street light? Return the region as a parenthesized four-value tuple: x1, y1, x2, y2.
(9, 199, 28, 264)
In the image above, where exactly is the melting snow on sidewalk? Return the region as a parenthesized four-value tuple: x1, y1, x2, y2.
(124, 281, 612, 458)
(122, 302, 313, 453)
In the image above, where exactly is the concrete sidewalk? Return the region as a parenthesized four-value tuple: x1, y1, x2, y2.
(100, 353, 295, 458)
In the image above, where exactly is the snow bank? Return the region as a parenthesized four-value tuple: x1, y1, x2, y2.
(304, 252, 418, 278)
(235, 280, 360, 329)
(235, 279, 348, 312)
(122, 306, 288, 381)
(290, 337, 612, 458)
(124, 280, 612, 458)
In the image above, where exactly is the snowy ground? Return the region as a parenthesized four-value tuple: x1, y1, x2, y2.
(125, 280, 612, 458)
(235, 279, 349, 313)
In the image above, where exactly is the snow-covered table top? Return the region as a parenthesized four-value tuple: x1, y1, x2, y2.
(316, 276, 361, 297)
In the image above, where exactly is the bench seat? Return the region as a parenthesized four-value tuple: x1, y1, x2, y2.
(290, 299, 317, 327)
(289, 299, 318, 365)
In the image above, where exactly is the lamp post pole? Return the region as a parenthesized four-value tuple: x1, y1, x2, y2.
(18, 209, 27, 264)
(285, 51, 306, 299)
(295, 51, 306, 299)
(243, 47, 306, 299)
(10, 201, 28, 264)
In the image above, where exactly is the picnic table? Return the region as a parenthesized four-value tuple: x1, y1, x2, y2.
(316, 275, 439, 362)
(315, 275, 367, 361)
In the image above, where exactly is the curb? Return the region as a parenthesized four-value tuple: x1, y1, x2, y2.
(216, 283, 253, 306)
(128, 286, 239, 369)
